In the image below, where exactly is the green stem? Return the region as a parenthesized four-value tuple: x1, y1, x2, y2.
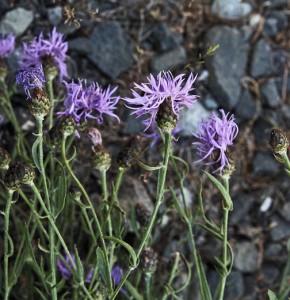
(47, 79, 55, 130)
(30, 183, 75, 269)
(61, 136, 113, 292)
(111, 131, 172, 300)
(115, 167, 125, 196)
(145, 274, 151, 300)
(218, 177, 230, 300)
(281, 152, 290, 171)
(4, 191, 14, 300)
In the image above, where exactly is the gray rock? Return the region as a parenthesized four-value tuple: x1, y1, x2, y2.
(233, 241, 259, 273)
(204, 26, 251, 110)
(230, 193, 255, 225)
(235, 89, 257, 122)
(260, 79, 281, 108)
(268, 0, 288, 9)
(250, 39, 277, 78)
(47, 6, 63, 26)
(264, 11, 288, 37)
(264, 243, 285, 262)
(150, 22, 183, 52)
(211, 0, 252, 21)
(259, 264, 280, 284)
(88, 21, 133, 79)
(252, 153, 280, 178)
(270, 215, 290, 241)
(224, 271, 244, 299)
(203, 94, 219, 110)
(150, 46, 187, 73)
(69, 38, 93, 55)
(178, 102, 212, 137)
(0, 8, 33, 37)
(281, 203, 290, 222)
(121, 112, 145, 135)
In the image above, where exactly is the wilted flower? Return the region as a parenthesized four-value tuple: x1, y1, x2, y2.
(124, 71, 198, 131)
(20, 28, 68, 80)
(16, 64, 46, 98)
(58, 80, 120, 124)
(193, 109, 238, 174)
(0, 34, 15, 58)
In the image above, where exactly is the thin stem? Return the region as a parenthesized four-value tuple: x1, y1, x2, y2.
(47, 79, 55, 130)
(4, 191, 14, 300)
(145, 274, 151, 300)
(281, 151, 290, 171)
(61, 136, 113, 292)
(115, 167, 125, 196)
(111, 131, 172, 300)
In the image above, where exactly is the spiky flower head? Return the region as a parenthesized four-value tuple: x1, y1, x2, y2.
(0, 34, 15, 58)
(16, 64, 46, 98)
(91, 144, 111, 172)
(269, 129, 289, 155)
(20, 28, 68, 80)
(58, 80, 120, 125)
(193, 109, 238, 174)
(124, 71, 198, 131)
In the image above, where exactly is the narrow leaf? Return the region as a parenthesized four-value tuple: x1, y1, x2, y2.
(54, 161, 67, 218)
(138, 160, 163, 171)
(96, 248, 111, 289)
(4, 229, 14, 257)
(32, 136, 41, 171)
(197, 254, 212, 300)
(268, 290, 278, 300)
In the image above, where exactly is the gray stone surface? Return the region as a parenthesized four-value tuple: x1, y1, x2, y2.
(211, 0, 252, 21)
(260, 79, 281, 108)
(150, 46, 187, 73)
(264, 11, 288, 37)
(233, 241, 259, 273)
(47, 6, 63, 26)
(235, 89, 257, 122)
(270, 215, 290, 241)
(280, 202, 290, 222)
(204, 26, 250, 110)
(250, 39, 277, 78)
(69, 38, 93, 55)
(252, 153, 280, 178)
(88, 21, 133, 79)
(224, 271, 245, 299)
(0, 7, 33, 37)
(230, 193, 255, 225)
(178, 102, 212, 137)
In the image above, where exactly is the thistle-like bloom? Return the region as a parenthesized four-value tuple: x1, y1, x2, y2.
(193, 109, 238, 174)
(16, 64, 46, 98)
(58, 80, 120, 124)
(20, 28, 68, 80)
(124, 71, 198, 131)
(0, 34, 15, 58)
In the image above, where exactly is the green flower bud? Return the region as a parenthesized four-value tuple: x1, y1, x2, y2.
(60, 115, 76, 137)
(156, 98, 178, 132)
(269, 129, 289, 154)
(42, 56, 58, 81)
(69, 184, 82, 201)
(28, 89, 51, 120)
(91, 144, 111, 172)
(4, 162, 35, 191)
(0, 147, 10, 170)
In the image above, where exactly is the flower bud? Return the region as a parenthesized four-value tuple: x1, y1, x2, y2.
(135, 201, 151, 228)
(0, 147, 10, 170)
(28, 88, 51, 120)
(116, 136, 141, 169)
(60, 115, 76, 137)
(156, 98, 178, 132)
(140, 248, 158, 275)
(48, 125, 62, 148)
(42, 56, 58, 81)
(69, 184, 82, 201)
(4, 162, 35, 190)
(269, 129, 289, 155)
(91, 144, 111, 172)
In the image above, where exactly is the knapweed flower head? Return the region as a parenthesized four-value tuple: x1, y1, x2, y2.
(20, 28, 68, 80)
(111, 265, 126, 294)
(16, 64, 46, 98)
(124, 71, 198, 131)
(0, 34, 15, 58)
(58, 79, 120, 125)
(193, 109, 238, 174)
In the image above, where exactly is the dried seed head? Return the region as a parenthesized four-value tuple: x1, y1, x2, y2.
(91, 144, 111, 172)
(0, 147, 10, 169)
(155, 98, 178, 132)
(269, 129, 289, 154)
(140, 248, 158, 275)
(4, 162, 35, 190)
(117, 136, 142, 169)
(135, 201, 151, 228)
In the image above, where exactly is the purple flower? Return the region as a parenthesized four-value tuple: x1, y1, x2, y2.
(16, 64, 46, 98)
(111, 265, 122, 286)
(124, 71, 198, 131)
(20, 28, 68, 80)
(193, 109, 238, 174)
(58, 80, 120, 124)
(0, 34, 15, 58)
(57, 254, 76, 280)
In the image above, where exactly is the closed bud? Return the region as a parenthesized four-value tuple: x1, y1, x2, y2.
(69, 184, 82, 201)
(28, 88, 51, 120)
(91, 144, 111, 172)
(221, 155, 235, 180)
(0, 147, 10, 170)
(60, 115, 76, 137)
(42, 56, 58, 81)
(4, 162, 35, 190)
(117, 136, 141, 169)
(49, 125, 62, 148)
(140, 248, 158, 275)
(135, 201, 151, 228)
(269, 129, 289, 155)
(156, 98, 178, 132)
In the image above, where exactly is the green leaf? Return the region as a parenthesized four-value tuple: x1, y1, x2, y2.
(38, 240, 50, 253)
(204, 171, 233, 210)
(74, 246, 84, 282)
(32, 136, 41, 171)
(103, 236, 137, 267)
(268, 289, 278, 300)
(213, 256, 228, 277)
(4, 229, 14, 257)
(174, 254, 191, 293)
(138, 160, 163, 171)
(197, 254, 212, 300)
(96, 248, 111, 289)
(54, 161, 67, 218)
